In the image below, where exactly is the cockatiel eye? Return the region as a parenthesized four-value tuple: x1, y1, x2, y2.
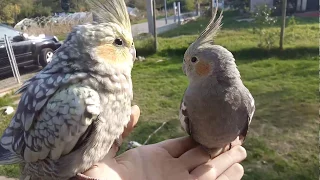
(191, 57, 198, 63)
(114, 38, 124, 46)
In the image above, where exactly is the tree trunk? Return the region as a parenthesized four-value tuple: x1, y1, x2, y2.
(279, 0, 287, 50)
(152, 0, 158, 51)
(210, 0, 214, 17)
(196, 0, 200, 16)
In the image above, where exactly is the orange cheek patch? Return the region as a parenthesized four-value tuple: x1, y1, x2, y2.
(96, 44, 132, 64)
(96, 44, 117, 62)
(195, 61, 211, 76)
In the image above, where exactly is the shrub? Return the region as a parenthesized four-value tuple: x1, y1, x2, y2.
(134, 33, 156, 56)
(182, 0, 195, 12)
(251, 4, 278, 50)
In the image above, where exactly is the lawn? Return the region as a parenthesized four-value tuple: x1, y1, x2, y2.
(0, 11, 317, 179)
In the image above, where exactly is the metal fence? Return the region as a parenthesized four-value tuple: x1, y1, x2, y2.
(13, 11, 196, 39)
(14, 12, 93, 37)
(4, 35, 21, 84)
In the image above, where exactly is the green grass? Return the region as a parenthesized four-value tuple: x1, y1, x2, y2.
(129, 14, 318, 180)
(0, 13, 317, 179)
(0, 95, 20, 178)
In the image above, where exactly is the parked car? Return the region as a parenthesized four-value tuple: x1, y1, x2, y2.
(0, 24, 62, 73)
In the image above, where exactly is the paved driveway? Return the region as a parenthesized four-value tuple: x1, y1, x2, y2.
(132, 15, 178, 36)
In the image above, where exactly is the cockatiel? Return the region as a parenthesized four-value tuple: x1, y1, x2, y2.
(179, 7, 255, 158)
(0, 0, 136, 179)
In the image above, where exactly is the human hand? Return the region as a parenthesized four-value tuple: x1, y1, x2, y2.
(80, 105, 247, 180)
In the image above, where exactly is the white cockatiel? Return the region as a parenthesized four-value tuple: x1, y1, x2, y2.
(179, 7, 255, 158)
(0, 0, 136, 179)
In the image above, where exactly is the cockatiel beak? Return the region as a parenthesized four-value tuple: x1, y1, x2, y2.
(130, 46, 136, 62)
(182, 63, 187, 75)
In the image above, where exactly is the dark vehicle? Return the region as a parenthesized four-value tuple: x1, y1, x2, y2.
(0, 24, 62, 73)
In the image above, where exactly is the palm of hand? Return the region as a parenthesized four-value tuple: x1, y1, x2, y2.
(116, 145, 192, 180)
(82, 106, 246, 180)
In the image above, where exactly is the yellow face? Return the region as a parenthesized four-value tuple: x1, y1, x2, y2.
(96, 43, 134, 65)
(94, 24, 135, 66)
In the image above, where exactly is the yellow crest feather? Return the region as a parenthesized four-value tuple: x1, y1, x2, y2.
(86, 0, 131, 31)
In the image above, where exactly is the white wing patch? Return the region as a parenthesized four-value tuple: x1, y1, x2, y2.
(179, 101, 188, 133)
(247, 93, 255, 124)
(248, 93, 255, 107)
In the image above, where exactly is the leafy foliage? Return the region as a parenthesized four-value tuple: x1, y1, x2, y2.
(0, 0, 89, 25)
(182, 0, 195, 12)
(228, 0, 250, 13)
(251, 4, 278, 50)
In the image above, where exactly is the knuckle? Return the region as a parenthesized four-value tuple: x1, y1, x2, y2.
(218, 174, 229, 180)
(233, 146, 247, 159)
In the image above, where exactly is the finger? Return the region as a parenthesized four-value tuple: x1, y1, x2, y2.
(179, 146, 210, 171)
(105, 142, 120, 158)
(211, 137, 244, 158)
(191, 146, 247, 179)
(122, 105, 140, 138)
(231, 136, 242, 147)
(216, 163, 244, 180)
(156, 136, 198, 157)
(220, 137, 243, 155)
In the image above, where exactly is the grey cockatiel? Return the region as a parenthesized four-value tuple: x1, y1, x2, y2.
(179, 8, 255, 158)
(0, 0, 136, 179)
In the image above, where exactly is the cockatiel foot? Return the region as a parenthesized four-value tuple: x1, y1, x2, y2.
(202, 147, 224, 159)
(202, 143, 233, 159)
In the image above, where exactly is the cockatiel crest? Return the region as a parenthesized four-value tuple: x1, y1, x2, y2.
(0, 0, 136, 179)
(180, 3, 255, 158)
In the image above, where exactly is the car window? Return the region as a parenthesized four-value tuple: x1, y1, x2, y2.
(0, 26, 20, 42)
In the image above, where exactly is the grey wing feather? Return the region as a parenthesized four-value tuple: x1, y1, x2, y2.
(0, 52, 89, 162)
(1, 84, 100, 163)
(221, 85, 255, 143)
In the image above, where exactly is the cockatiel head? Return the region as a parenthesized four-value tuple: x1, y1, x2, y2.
(183, 7, 240, 83)
(50, 0, 136, 77)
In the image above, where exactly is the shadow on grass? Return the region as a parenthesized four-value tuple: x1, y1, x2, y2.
(231, 46, 318, 61)
(157, 46, 317, 65)
(134, 33, 157, 57)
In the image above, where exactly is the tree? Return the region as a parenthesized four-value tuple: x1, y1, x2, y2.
(17, 0, 35, 19)
(183, 0, 195, 12)
(0, 1, 22, 24)
(279, 0, 287, 50)
(229, 0, 250, 13)
(61, 0, 70, 12)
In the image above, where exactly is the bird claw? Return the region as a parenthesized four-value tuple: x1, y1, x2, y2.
(204, 142, 233, 159)
(201, 146, 224, 159)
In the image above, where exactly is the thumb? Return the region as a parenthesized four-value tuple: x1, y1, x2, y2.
(122, 105, 140, 138)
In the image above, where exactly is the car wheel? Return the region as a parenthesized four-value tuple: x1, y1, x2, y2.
(39, 48, 54, 67)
